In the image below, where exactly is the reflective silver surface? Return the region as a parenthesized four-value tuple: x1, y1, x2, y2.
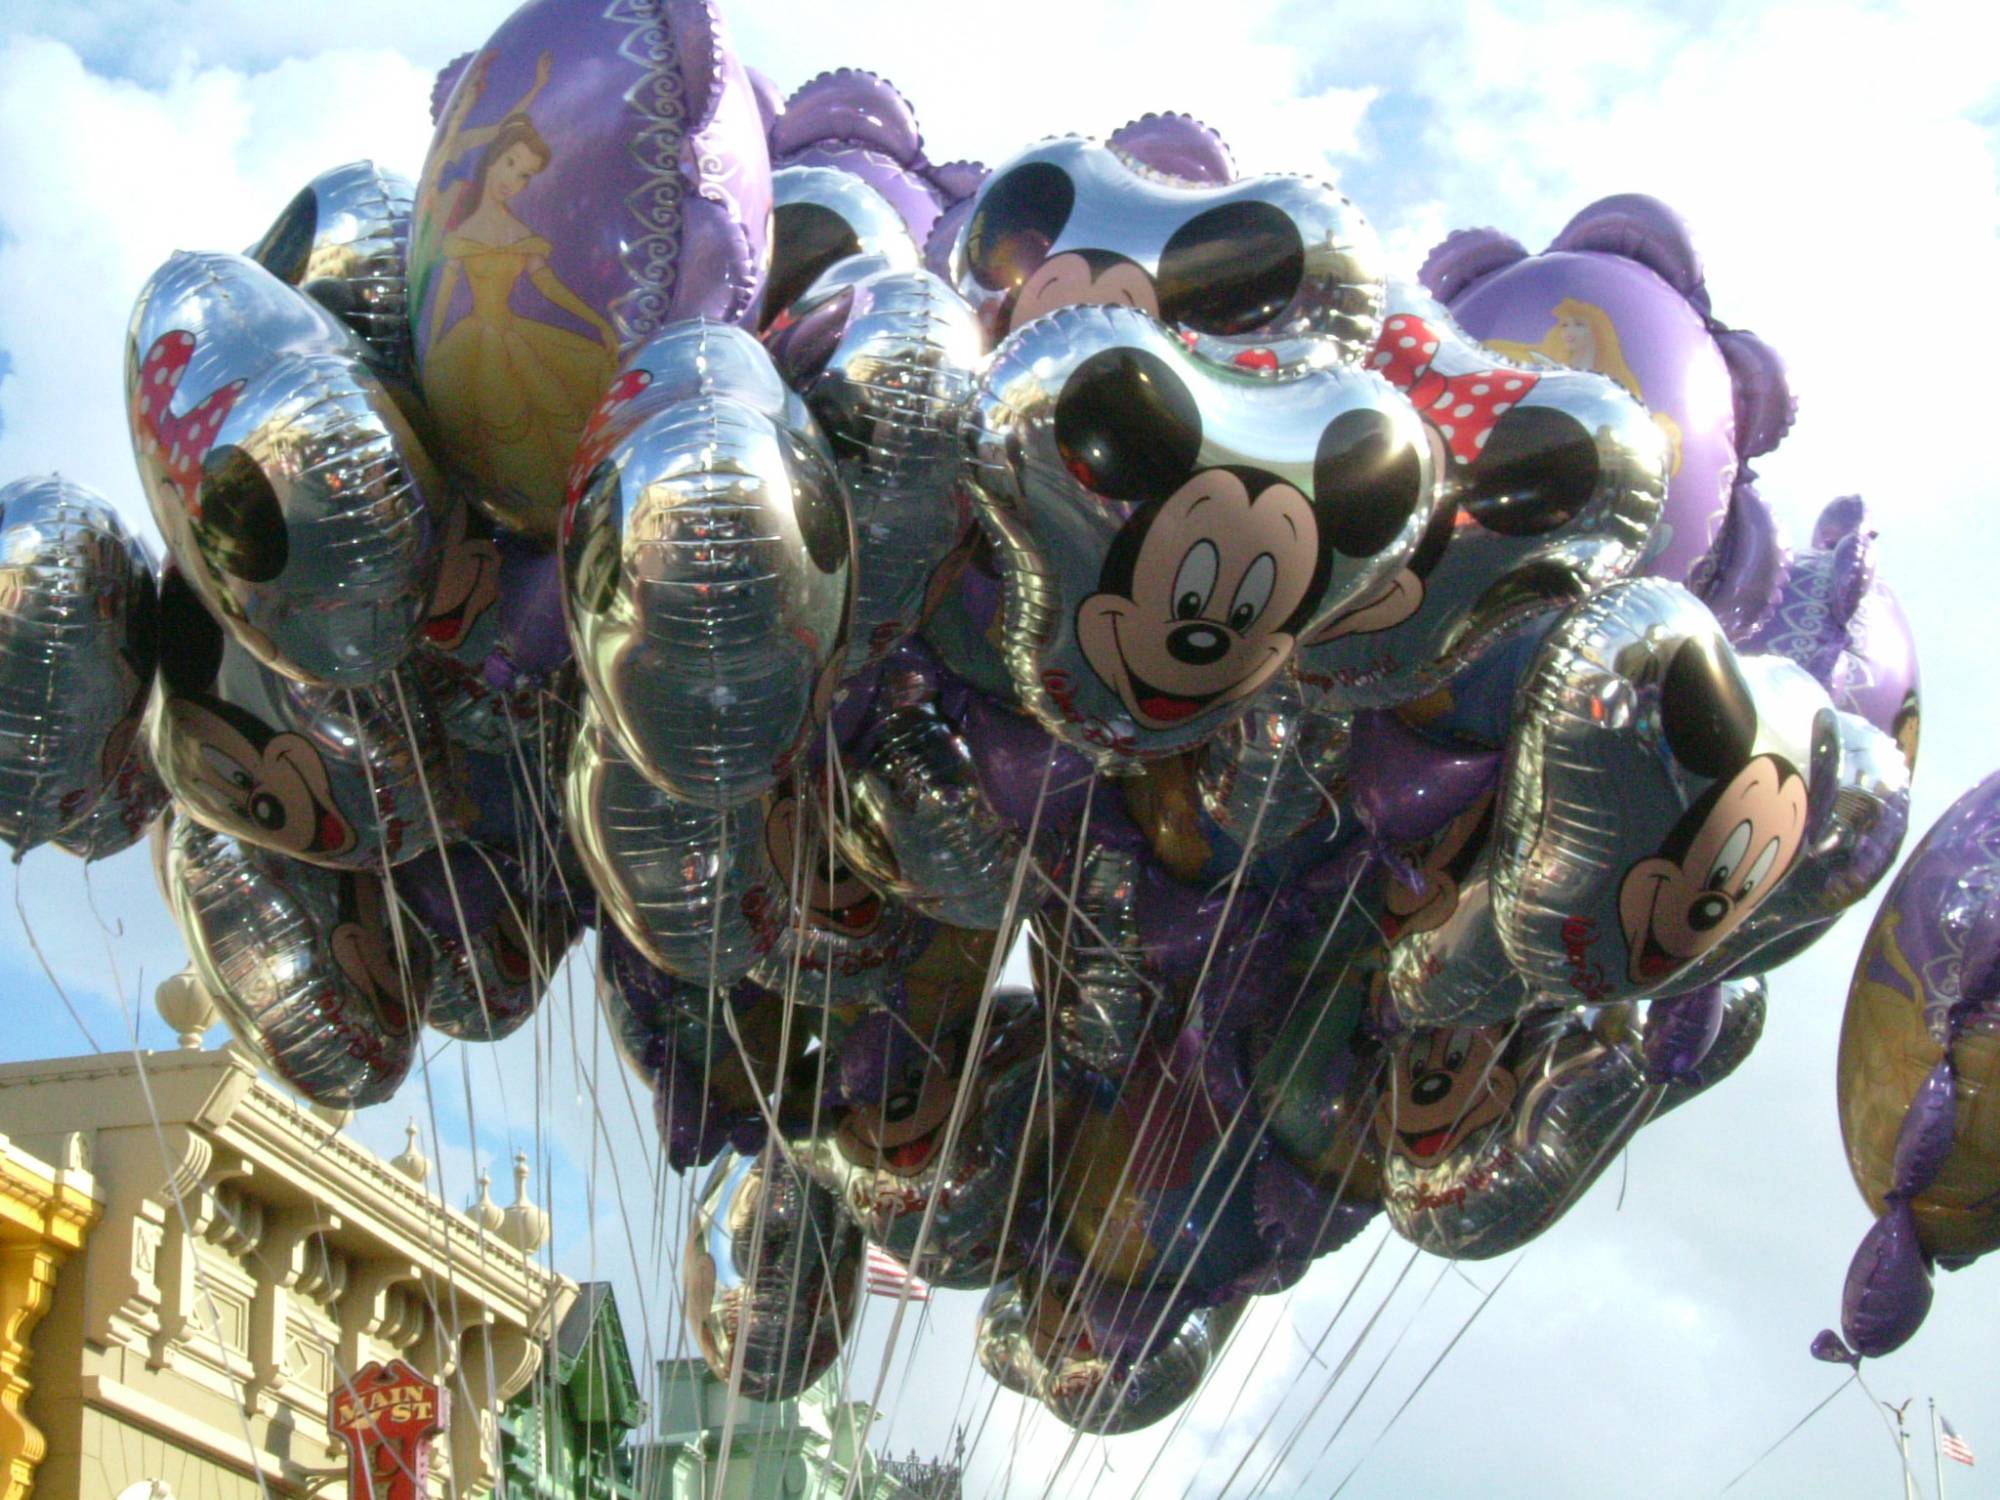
(1196, 676, 1349, 846)
(963, 302, 1434, 767)
(1035, 842, 1159, 1074)
(126, 251, 446, 687)
(1385, 850, 1531, 1028)
(563, 320, 853, 810)
(565, 713, 784, 984)
(53, 739, 168, 863)
(248, 161, 417, 374)
(839, 703, 1024, 929)
(793, 268, 981, 670)
(0, 476, 157, 856)
(161, 812, 424, 1107)
(768, 166, 921, 320)
(1293, 282, 1666, 711)
(1381, 1010, 1662, 1260)
(684, 1147, 863, 1402)
(953, 136, 1385, 364)
(147, 568, 460, 870)
(1493, 581, 1837, 1007)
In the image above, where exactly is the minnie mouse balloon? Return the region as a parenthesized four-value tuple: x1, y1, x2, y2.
(953, 136, 1384, 363)
(0, 477, 157, 856)
(1291, 283, 1667, 712)
(562, 320, 852, 810)
(1423, 193, 1793, 591)
(148, 567, 463, 870)
(1493, 579, 1837, 1005)
(248, 160, 417, 374)
(127, 252, 448, 687)
(963, 302, 1433, 766)
(161, 813, 425, 1107)
(410, 0, 772, 540)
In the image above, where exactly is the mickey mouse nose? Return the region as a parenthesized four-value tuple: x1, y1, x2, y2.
(1167, 622, 1230, 665)
(884, 1089, 920, 1123)
(1411, 1070, 1452, 1108)
(1689, 891, 1732, 932)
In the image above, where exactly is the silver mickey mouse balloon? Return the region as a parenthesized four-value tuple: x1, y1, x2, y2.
(762, 165, 921, 330)
(1195, 675, 1349, 849)
(1383, 846, 1532, 1030)
(562, 321, 853, 810)
(770, 266, 982, 671)
(683, 1146, 863, 1402)
(798, 987, 1047, 1288)
(565, 711, 785, 985)
(963, 302, 1434, 767)
(160, 812, 425, 1107)
(247, 161, 417, 374)
(1377, 1009, 1661, 1260)
(953, 135, 1384, 365)
(1032, 841, 1162, 1075)
(1493, 579, 1838, 1006)
(1292, 282, 1666, 712)
(975, 1276, 1242, 1435)
(147, 565, 463, 870)
(126, 251, 446, 686)
(0, 476, 157, 856)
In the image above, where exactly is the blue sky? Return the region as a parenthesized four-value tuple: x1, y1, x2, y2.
(2, 1, 1998, 1496)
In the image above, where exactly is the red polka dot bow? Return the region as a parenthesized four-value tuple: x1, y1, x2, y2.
(133, 331, 245, 518)
(1368, 314, 1539, 466)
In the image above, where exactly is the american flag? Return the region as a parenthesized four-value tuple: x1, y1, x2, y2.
(1941, 1413, 1975, 1467)
(865, 1245, 932, 1303)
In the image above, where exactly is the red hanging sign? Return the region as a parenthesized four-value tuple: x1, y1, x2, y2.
(328, 1359, 448, 1500)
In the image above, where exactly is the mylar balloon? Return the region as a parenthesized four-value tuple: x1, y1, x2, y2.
(52, 739, 168, 863)
(411, 0, 772, 539)
(126, 251, 447, 686)
(394, 843, 575, 1040)
(248, 160, 418, 374)
(0, 476, 157, 856)
(562, 320, 852, 809)
(1378, 1009, 1661, 1259)
(161, 812, 424, 1107)
(683, 1147, 863, 1401)
(953, 135, 1384, 363)
(769, 266, 981, 671)
(963, 302, 1433, 766)
(147, 566, 464, 870)
(1291, 282, 1667, 712)
(1424, 192, 1794, 590)
(1493, 579, 1837, 1005)
(762, 165, 922, 327)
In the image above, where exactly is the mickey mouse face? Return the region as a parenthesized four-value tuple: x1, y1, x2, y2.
(1617, 635, 1810, 984)
(968, 315, 1430, 757)
(1375, 1025, 1516, 1165)
(423, 499, 501, 652)
(764, 786, 884, 938)
(329, 873, 415, 1032)
(955, 139, 1382, 358)
(835, 1028, 965, 1178)
(1383, 792, 1497, 941)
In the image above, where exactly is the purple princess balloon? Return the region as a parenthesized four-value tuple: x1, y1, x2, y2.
(410, 0, 772, 543)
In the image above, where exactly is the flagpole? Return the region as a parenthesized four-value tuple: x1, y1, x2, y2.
(1889, 1401, 1918, 1500)
(1932, 1399, 1946, 1500)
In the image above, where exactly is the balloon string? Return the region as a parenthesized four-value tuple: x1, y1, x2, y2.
(1719, 1374, 1857, 1493)
(1324, 1251, 1524, 1498)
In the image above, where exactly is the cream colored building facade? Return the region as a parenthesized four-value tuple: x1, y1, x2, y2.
(0, 1042, 572, 1499)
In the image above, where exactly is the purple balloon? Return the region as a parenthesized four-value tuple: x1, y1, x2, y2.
(950, 688, 1096, 841)
(1841, 1202, 1934, 1358)
(1429, 193, 1793, 593)
(1889, 1061, 1959, 1200)
(1689, 477, 1787, 643)
(1643, 984, 1726, 1083)
(771, 69, 925, 164)
(1347, 712, 1501, 844)
(1105, 113, 1235, 185)
(410, 0, 772, 540)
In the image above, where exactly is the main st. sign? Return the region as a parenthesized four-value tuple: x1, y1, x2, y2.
(327, 1359, 449, 1500)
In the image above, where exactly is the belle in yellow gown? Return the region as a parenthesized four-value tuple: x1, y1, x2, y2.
(419, 97, 619, 540)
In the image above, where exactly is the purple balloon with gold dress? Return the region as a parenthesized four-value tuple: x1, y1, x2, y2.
(410, 0, 772, 542)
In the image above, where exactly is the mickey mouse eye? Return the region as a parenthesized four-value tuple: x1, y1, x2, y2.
(1172, 540, 1219, 621)
(1443, 1044, 1467, 1071)
(200, 745, 255, 795)
(1708, 821, 1752, 891)
(1229, 553, 1276, 633)
(1740, 836, 1782, 899)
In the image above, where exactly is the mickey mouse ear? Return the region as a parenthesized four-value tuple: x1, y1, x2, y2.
(961, 160, 1076, 293)
(1658, 630, 1759, 780)
(1052, 346, 1202, 502)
